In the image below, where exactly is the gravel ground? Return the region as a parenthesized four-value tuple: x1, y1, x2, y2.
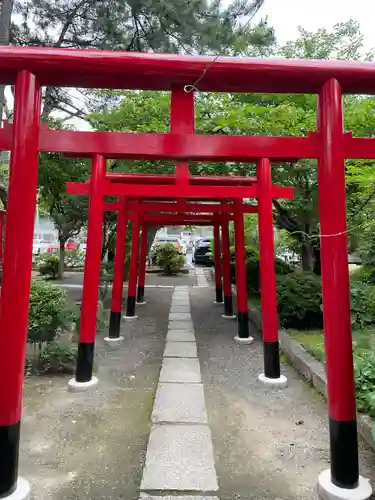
(19, 287, 172, 500)
(17, 274, 375, 500)
(190, 286, 375, 500)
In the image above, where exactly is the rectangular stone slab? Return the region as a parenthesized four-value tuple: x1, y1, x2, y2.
(166, 330, 195, 342)
(171, 297, 190, 303)
(159, 358, 201, 383)
(170, 305, 191, 313)
(140, 424, 218, 491)
(152, 383, 207, 423)
(164, 341, 197, 358)
(168, 320, 194, 331)
(169, 312, 192, 321)
(141, 496, 219, 499)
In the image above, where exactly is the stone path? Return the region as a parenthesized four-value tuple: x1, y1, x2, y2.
(17, 273, 375, 499)
(140, 286, 219, 499)
(195, 267, 209, 287)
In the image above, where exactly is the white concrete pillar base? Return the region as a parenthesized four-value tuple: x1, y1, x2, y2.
(222, 314, 236, 320)
(258, 373, 288, 388)
(213, 301, 224, 305)
(68, 376, 99, 393)
(233, 335, 254, 345)
(104, 336, 124, 347)
(3, 478, 30, 500)
(318, 470, 372, 500)
(136, 301, 147, 306)
(122, 315, 138, 320)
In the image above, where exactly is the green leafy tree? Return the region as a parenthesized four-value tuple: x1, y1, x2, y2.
(90, 21, 375, 273)
(38, 135, 90, 279)
(11, 0, 273, 120)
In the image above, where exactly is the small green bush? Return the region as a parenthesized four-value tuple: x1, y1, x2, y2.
(65, 249, 85, 268)
(350, 283, 375, 330)
(276, 273, 323, 329)
(275, 258, 294, 276)
(230, 245, 293, 293)
(38, 253, 60, 279)
(36, 341, 77, 375)
(350, 265, 375, 285)
(355, 350, 375, 418)
(156, 243, 185, 275)
(28, 280, 70, 344)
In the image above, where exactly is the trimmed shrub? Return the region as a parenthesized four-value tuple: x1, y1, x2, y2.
(38, 253, 59, 279)
(350, 283, 375, 330)
(354, 350, 375, 418)
(230, 245, 293, 293)
(28, 280, 70, 344)
(156, 243, 185, 275)
(276, 273, 323, 329)
(36, 341, 77, 375)
(350, 265, 375, 285)
(65, 249, 85, 268)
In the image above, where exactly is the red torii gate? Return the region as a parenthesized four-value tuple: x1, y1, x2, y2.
(67, 171, 292, 364)
(0, 46, 373, 500)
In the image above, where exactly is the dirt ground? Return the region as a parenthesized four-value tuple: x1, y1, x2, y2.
(17, 272, 375, 500)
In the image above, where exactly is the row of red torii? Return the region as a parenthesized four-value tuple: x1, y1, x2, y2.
(0, 46, 374, 500)
(66, 168, 293, 353)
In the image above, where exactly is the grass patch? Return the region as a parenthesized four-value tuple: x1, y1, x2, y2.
(247, 291, 261, 310)
(288, 326, 375, 364)
(288, 329, 325, 362)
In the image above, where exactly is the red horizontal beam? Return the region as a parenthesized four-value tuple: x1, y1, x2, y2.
(107, 173, 257, 186)
(3, 125, 375, 163)
(104, 201, 119, 211)
(1, 46, 375, 94)
(128, 201, 258, 213)
(344, 135, 375, 158)
(67, 181, 294, 200)
(41, 129, 317, 161)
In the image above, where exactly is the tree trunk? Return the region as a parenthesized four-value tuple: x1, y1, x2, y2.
(313, 248, 321, 275)
(58, 237, 66, 280)
(301, 240, 314, 272)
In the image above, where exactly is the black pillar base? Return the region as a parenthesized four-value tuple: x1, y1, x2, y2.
(224, 295, 233, 316)
(263, 341, 281, 379)
(126, 295, 136, 317)
(137, 286, 145, 304)
(108, 311, 121, 339)
(75, 342, 95, 383)
(329, 418, 359, 489)
(215, 286, 223, 303)
(237, 311, 250, 338)
(0, 421, 19, 497)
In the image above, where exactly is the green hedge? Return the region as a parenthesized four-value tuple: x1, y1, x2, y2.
(276, 273, 323, 329)
(230, 245, 293, 293)
(28, 280, 71, 344)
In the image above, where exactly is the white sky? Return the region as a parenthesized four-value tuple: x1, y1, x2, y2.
(253, 0, 375, 50)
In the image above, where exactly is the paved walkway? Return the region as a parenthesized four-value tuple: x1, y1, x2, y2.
(18, 272, 375, 499)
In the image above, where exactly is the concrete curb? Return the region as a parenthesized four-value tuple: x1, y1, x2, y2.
(247, 299, 375, 453)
